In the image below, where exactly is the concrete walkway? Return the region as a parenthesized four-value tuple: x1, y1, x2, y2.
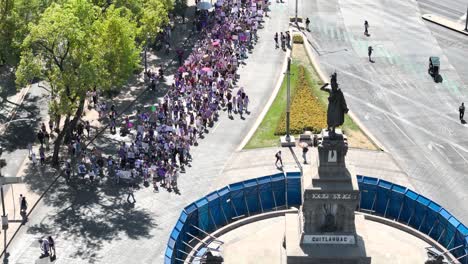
(422, 14, 468, 36)
(4, 1, 290, 263)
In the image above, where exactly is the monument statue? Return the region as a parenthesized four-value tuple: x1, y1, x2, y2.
(284, 73, 371, 262)
(321, 72, 349, 137)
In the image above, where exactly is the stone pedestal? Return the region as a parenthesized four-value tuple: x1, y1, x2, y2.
(285, 129, 371, 264)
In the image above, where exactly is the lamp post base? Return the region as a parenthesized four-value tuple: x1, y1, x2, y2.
(280, 135, 296, 147)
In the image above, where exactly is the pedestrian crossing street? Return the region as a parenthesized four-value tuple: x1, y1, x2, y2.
(304, 0, 465, 98)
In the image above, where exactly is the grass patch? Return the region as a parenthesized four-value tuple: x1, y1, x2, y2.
(244, 62, 301, 149)
(245, 43, 375, 149)
(275, 66, 326, 135)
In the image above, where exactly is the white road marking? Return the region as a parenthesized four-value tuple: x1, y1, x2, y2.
(385, 114, 416, 145)
(450, 144, 468, 165)
(321, 62, 463, 127)
(211, 120, 222, 134)
(458, 13, 466, 24)
(345, 92, 468, 154)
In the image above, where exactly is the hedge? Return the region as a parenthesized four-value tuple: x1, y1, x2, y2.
(275, 66, 327, 135)
(292, 34, 303, 44)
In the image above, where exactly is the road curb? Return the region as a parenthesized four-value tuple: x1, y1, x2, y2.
(422, 14, 468, 36)
(236, 41, 291, 151)
(298, 30, 387, 152)
(0, 84, 32, 133)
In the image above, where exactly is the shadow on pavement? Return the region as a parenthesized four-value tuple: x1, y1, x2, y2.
(0, 94, 40, 151)
(24, 173, 157, 263)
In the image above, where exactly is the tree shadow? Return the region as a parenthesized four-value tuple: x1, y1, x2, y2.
(25, 176, 157, 263)
(0, 94, 40, 151)
(0, 66, 17, 99)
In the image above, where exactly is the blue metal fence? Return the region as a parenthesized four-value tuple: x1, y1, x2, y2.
(165, 174, 468, 264)
(358, 175, 468, 264)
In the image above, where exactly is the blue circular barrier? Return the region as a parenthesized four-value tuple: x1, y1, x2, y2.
(165, 174, 468, 264)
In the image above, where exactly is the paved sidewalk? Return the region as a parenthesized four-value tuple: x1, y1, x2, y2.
(422, 14, 468, 36)
(4, 1, 290, 263)
(0, 0, 200, 260)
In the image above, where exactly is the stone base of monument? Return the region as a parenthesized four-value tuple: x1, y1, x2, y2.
(285, 129, 371, 263)
(285, 212, 371, 264)
(280, 135, 296, 147)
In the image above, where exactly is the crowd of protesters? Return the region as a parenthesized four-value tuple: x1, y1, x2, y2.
(32, 0, 270, 198)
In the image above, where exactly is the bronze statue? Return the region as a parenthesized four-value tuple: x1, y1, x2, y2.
(321, 72, 349, 137)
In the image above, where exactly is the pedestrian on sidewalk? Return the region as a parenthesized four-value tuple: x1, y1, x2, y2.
(39, 147, 45, 165)
(232, 95, 237, 113)
(127, 184, 136, 204)
(31, 152, 37, 166)
(306, 17, 310, 31)
(285, 31, 291, 49)
(85, 121, 91, 138)
(274, 32, 279, 48)
(459, 102, 465, 121)
(48, 119, 54, 134)
(28, 143, 33, 159)
(227, 101, 233, 117)
(19, 194, 28, 213)
(368, 46, 373, 62)
(275, 150, 283, 168)
(244, 95, 250, 113)
(45, 132, 50, 151)
(281, 32, 286, 50)
(38, 238, 50, 258)
(364, 20, 369, 36)
(37, 130, 44, 147)
(302, 145, 309, 164)
(48, 236, 56, 260)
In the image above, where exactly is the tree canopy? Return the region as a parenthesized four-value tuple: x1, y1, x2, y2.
(15, 0, 142, 165)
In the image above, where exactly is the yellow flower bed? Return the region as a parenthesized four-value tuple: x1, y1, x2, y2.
(275, 66, 327, 135)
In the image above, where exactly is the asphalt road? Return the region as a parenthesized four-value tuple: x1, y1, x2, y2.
(0, 83, 50, 178)
(297, 0, 468, 224)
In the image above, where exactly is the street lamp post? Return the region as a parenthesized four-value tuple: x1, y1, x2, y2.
(0, 147, 7, 261)
(295, 0, 299, 27)
(465, 6, 468, 31)
(286, 58, 291, 142)
(0, 147, 23, 261)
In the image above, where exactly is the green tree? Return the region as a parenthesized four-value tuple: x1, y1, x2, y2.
(16, 0, 140, 166)
(173, 0, 187, 22)
(93, 6, 141, 92)
(0, 0, 54, 66)
(140, 0, 173, 40)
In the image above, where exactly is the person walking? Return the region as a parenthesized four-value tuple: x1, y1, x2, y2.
(37, 130, 44, 147)
(305, 17, 310, 31)
(44, 132, 50, 150)
(48, 236, 56, 259)
(275, 150, 283, 168)
(244, 95, 250, 113)
(227, 101, 233, 117)
(85, 121, 91, 138)
(31, 152, 37, 166)
(127, 184, 136, 204)
(460, 102, 465, 121)
(368, 46, 373, 62)
(20, 194, 28, 213)
(27, 143, 33, 159)
(302, 145, 309, 164)
(285, 31, 291, 49)
(280, 32, 285, 50)
(39, 147, 45, 165)
(364, 20, 369, 36)
(39, 238, 50, 258)
(232, 95, 237, 113)
(274, 32, 279, 48)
